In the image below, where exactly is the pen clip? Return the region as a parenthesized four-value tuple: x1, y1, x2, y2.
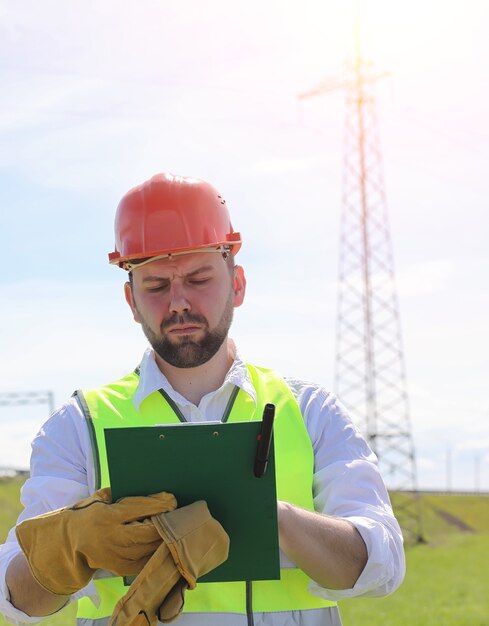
(254, 403, 275, 478)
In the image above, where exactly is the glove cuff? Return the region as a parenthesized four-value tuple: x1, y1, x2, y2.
(152, 501, 228, 589)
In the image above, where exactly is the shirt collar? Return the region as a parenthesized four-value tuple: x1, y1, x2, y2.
(132, 345, 257, 411)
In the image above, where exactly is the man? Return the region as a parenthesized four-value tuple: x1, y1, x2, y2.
(0, 173, 405, 626)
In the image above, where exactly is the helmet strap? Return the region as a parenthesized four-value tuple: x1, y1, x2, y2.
(125, 245, 233, 272)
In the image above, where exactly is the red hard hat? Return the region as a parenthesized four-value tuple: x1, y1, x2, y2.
(108, 173, 241, 269)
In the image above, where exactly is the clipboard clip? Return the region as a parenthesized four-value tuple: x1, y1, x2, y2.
(254, 403, 275, 478)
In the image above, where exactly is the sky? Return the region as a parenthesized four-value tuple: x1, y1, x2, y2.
(0, 0, 488, 491)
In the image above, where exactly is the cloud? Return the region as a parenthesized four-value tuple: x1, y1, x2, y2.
(251, 156, 321, 175)
(456, 437, 489, 453)
(416, 457, 438, 471)
(396, 259, 454, 297)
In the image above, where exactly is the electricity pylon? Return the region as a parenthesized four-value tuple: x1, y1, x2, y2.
(300, 9, 423, 544)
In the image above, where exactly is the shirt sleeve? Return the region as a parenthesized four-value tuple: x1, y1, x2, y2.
(0, 398, 100, 624)
(285, 377, 406, 600)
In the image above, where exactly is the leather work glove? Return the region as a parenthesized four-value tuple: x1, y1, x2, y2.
(16, 488, 177, 596)
(109, 501, 230, 626)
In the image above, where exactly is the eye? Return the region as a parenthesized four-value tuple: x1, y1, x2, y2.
(146, 283, 170, 293)
(188, 277, 211, 285)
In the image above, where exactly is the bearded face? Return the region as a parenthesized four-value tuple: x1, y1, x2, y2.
(136, 285, 235, 368)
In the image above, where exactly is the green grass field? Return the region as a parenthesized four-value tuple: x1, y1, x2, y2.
(341, 491, 489, 625)
(1, 476, 488, 625)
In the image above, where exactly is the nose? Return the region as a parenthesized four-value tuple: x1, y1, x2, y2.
(168, 283, 191, 315)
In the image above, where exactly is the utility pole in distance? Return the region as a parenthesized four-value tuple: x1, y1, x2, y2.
(299, 3, 423, 544)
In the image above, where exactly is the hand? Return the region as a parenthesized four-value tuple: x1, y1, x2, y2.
(16, 488, 177, 595)
(110, 501, 230, 626)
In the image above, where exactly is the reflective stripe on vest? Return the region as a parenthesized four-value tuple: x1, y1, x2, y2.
(75, 364, 336, 621)
(78, 606, 343, 626)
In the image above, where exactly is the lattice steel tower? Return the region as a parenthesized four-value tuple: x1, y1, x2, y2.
(300, 11, 423, 544)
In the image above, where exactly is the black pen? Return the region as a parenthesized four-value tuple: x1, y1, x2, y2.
(254, 403, 275, 478)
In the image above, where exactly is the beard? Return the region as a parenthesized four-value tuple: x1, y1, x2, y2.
(138, 289, 235, 368)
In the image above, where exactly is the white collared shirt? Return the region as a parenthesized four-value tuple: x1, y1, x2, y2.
(0, 347, 405, 624)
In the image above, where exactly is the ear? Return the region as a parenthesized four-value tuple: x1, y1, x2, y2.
(124, 281, 141, 323)
(233, 265, 246, 308)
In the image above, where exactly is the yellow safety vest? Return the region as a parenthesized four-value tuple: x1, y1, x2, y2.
(74, 364, 336, 622)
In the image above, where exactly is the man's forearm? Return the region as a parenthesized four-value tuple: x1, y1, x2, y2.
(6, 553, 70, 617)
(277, 500, 368, 590)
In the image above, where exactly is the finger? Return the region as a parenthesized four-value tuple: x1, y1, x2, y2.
(113, 541, 163, 569)
(115, 493, 177, 522)
(70, 487, 113, 511)
(118, 520, 161, 545)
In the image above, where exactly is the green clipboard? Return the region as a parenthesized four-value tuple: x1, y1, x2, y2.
(104, 421, 280, 582)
